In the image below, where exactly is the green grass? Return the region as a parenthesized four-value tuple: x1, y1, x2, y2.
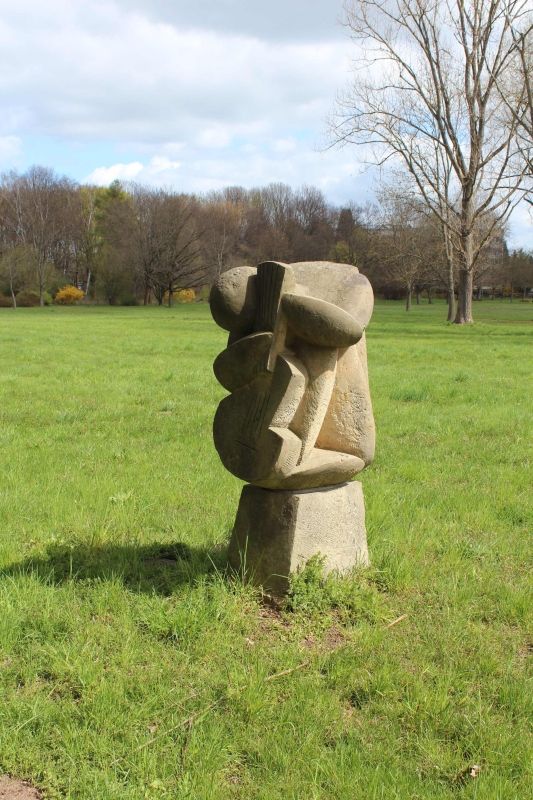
(0, 300, 532, 799)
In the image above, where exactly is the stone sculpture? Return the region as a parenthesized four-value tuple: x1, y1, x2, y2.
(210, 260, 375, 593)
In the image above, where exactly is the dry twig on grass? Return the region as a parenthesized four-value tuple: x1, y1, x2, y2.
(385, 614, 408, 629)
(265, 662, 310, 682)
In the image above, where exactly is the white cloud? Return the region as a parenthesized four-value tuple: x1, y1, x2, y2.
(84, 142, 371, 203)
(87, 161, 144, 185)
(0, 134, 22, 165)
(149, 156, 181, 173)
(86, 155, 183, 186)
(0, 1, 353, 144)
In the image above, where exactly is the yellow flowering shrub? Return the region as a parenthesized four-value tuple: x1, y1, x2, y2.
(175, 288, 195, 303)
(164, 288, 196, 304)
(55, 285, 85, 305)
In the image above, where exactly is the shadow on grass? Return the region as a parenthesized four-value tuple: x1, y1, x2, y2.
(1, 539, 230, 596)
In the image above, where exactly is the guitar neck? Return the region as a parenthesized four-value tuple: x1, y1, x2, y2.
(255, 262, 292, 332)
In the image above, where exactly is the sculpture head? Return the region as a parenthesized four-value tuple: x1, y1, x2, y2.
(209, 266, 257, 336)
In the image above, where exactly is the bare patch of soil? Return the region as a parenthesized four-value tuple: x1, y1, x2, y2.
(518, 640, 533, 660)
(0, 777, 42, 800)
(257, 602, 288, 629)
(259, 594, 284, 616)
(324, 626, 347, 650)
(301, 625, 347, 652)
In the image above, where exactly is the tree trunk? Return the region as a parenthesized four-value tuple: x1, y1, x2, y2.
(446, 258, 456, 321)
(454, 269, 474, 324)
(454, 219, 474, 324)
(447, 288, 456, 321)
(37, 258, 45, 307)
(38, 264, 45, 306)
(426, 288, 432, 304)
(509, 282, 513, 302)
(415, 287, 420, 305)
(10, 285, 16, 309)
(85, 269, 92, 298)
(405, 285, 412, 311)
(167, 284, 172, 307)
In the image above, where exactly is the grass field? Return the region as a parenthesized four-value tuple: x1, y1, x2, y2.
(0, 301, 532, 800)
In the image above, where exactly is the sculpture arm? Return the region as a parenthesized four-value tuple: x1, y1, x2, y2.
(281, 294, 363, 348)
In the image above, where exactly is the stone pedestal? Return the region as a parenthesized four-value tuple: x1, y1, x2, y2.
(228, 481, 368, 595)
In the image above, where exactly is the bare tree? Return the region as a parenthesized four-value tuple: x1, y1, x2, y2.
(516, 30, 533, 190)
(130, 185, 167, 304)
(334, 0, 531, 323)
(376, 185, 427, 309)
(499, 24, 533, 196)
(507, 247, 533, 296)
(0, 247, 35, 308)
(199, 191, 247, 279)
(131, 190, 204, 306)
(74, 186, 101, 296)
(49, 182, 86, 289)
(292, 185, 336, 260)
(95, 181, 137, 304)
(1, 167, 74, 305)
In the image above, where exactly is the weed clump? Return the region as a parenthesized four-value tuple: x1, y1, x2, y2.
(285, 555, 384, 623)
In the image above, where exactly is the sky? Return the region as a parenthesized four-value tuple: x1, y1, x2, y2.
(0, 0, 530, 248)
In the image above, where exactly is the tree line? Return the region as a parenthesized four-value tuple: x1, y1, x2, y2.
(0, 166, 531, 313)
